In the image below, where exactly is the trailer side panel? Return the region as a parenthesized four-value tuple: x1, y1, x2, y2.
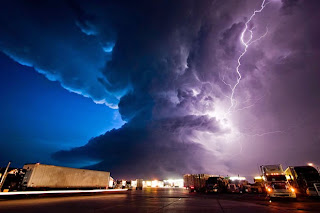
(22, 164, 110, 189)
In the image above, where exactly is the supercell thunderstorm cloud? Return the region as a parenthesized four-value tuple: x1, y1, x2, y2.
(1, 0, 320, 179)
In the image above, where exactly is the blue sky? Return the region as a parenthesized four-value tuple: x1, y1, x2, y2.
(0, 52, 124, 168)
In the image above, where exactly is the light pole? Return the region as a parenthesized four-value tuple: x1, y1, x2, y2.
(0, 161, 11, 191)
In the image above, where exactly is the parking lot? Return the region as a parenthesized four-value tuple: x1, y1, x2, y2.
(0, 188, 319, 212)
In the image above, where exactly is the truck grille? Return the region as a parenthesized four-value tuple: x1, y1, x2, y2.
(279, 194, 290, 197)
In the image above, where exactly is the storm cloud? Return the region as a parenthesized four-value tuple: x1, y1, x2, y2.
(1, 0, 320, 178)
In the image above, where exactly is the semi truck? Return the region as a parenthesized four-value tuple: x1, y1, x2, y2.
(0, 168, 26, 192)
(183, 174, 226, 193)
(184, 174, 211, 192)
(206, 176, 227, 193)
(285, 166, 320, 197)
(226, 177, 248, 193)
(260, 165, 296, 199)
(21, 163, 110, 190)
(250, 176, 264, 194)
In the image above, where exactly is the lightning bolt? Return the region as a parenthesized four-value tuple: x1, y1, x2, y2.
(243, 130, 285, 137)
(224, 0, 269, 114)
(235, 95, 265, 111)
(213, 0, 288, 140)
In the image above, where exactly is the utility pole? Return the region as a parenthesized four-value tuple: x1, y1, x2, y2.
(0, 161, 11, 192)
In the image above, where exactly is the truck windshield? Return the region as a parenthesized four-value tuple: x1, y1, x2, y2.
(207, 177, 219, 184)
(266, 175, 287, 181)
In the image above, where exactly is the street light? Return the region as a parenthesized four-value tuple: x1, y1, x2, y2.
(308, 163, 314, 167)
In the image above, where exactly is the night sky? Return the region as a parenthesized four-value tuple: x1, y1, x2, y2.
(0, 0, 319, 179)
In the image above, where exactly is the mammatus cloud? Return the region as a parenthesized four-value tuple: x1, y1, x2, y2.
(0, 1, 120, 108)
(1, 0, 320, 178)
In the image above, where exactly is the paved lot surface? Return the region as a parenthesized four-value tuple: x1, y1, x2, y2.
(0, 188, 319, 212)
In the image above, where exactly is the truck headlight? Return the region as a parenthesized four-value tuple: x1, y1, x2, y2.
(266, 187, 272, 193)
(290, 187, 295, 193)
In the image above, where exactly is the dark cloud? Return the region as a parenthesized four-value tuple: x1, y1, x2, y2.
(53, 115, 222, 179)
(0, 0, 119, 108)
(219, 22, 244, 59)
(1, 0, 320, 178)
(280, 0, 302, 15)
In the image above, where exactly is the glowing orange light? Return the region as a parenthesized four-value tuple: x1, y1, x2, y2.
(266, 187, 272, 193)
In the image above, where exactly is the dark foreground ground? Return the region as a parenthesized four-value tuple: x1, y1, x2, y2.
(0, 188, 319, 212)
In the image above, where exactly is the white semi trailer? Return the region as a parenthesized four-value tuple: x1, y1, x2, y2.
(21, 163, 110, 190)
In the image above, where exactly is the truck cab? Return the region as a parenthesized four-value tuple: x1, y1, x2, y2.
(264, 174, 296, 198)
(251, 176, 264, 193)
(285, 166, 320, 197)
(205, 176, 226, 193)
(261, 165, 296, 199)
